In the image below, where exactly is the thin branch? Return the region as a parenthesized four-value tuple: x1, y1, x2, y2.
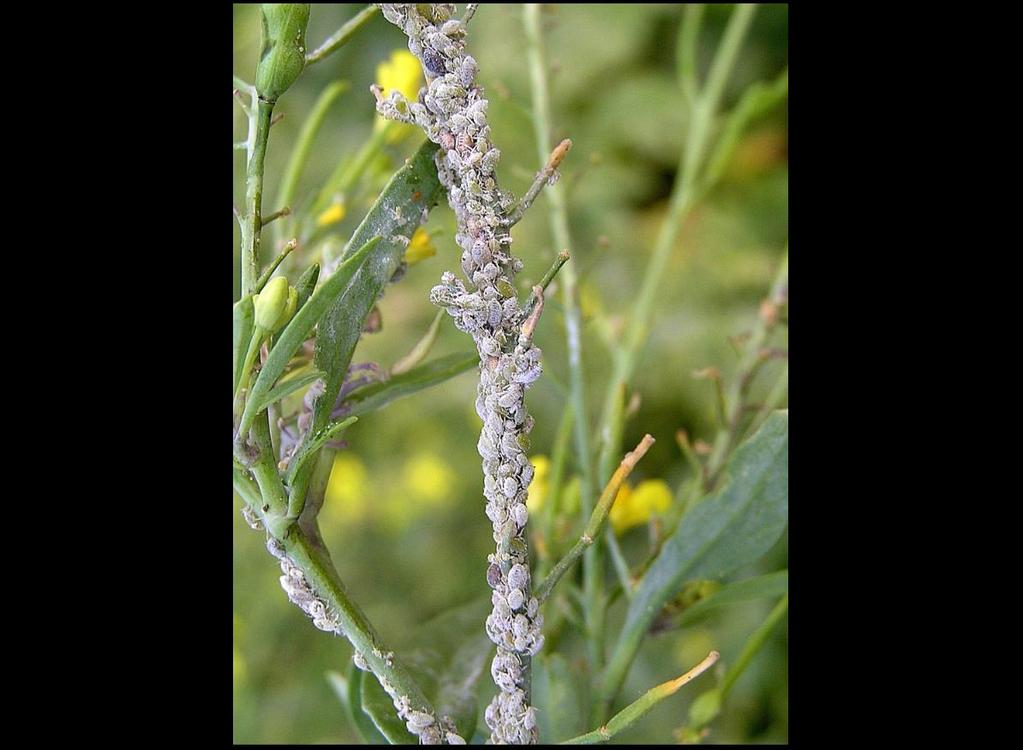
(502, 139, 572, 227)
(524, 1, 603, 678)
(253, 239, 298, 294)
(524, 249, 569, 317)
(305, 5, 380, 66)
(462, 3, 479, 24)
(261, 206, 292, 226)
(535, 435, 655, 604)
(561, 651, 719, 744)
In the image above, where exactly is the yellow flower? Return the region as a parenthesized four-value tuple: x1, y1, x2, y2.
(323, 454, 369, 523)
(316, 200, 347, 228)
(526, 456, 551, 514)
(402, 452, 455, 506)
(374, 50, 423, 142)
(609, 479, 673, 534)
(405, 227, 437, 265)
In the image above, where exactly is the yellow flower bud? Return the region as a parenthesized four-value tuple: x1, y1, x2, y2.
(254, 276, 290, 331)
(405, 227, 437, 265)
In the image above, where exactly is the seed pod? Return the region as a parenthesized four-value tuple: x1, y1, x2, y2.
(256, 4, 310, 104)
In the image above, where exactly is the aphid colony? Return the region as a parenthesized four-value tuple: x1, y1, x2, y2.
(376, 3, 548, 744)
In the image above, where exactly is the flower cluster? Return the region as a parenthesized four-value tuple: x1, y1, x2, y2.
(376, 4, 550, 743)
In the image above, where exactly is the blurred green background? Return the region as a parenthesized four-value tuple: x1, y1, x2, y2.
(234, 3, 787, 743)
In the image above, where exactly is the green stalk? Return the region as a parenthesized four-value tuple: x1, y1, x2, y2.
(595, 1, 757, 500)
(304, 5, 380, 66)
(535, 402, 575, 582)
(524, 2, 604, 681)
(275, 81, 351, 250)
(561, 650, 719, 744)
(242, 98, 275, 297)
(721, 594, 788, 698)
(307, 123, 393, 233)
(705, 252, 787, 488)
(536, 435, 654, 605)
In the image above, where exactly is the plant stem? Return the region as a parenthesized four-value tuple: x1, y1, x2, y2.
(705, 252, 787, 489)
(535, 401, 574, 582)
(524, 1, 604, 679)
(304, 5, 379, 66)
(234, 468, 441, 728)
(677, 4, 705, 104)
(289, 527, 439, 714)
(306, 122, 394, 239)
(720, 594, 788, 698)
(242, 98, 275, 297)
(275, 80, 350, 250)
(595, 1, 757, 504)
(561, 651, 719, 744)
(536, 435, 654, 604)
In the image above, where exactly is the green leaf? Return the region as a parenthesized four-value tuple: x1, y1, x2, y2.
(601, 411, 788, 705)
(308, 140, 444, 441)
(703, 67, 788, 188)
(239, 234, 381, 433)
(675, 570, 788, 629)
(361, 598, 493, 742)
(233, 295, 255, 394)
(330, 665, 388, 744)
(253, 369, 322, 413)
(533, 653, 589, 743)
(343, 352, 477, 419)
(284, 416, 357, 487)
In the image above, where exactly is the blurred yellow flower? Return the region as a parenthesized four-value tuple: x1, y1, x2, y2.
(374, 49, 423, 143)
(405, 227, 437, 265)
(402, 452, 455, 506)
(526, 455, 551, 514)
(609, 479, 673, 534)
(316, 200, 346, 228)
(324, 454, 369, 523)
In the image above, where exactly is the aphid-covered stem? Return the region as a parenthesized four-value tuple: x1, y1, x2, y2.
(375, 4, 567, 743)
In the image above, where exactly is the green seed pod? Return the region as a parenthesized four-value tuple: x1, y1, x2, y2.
(256, 4, 310, 104)
(254, 276, 290, 331)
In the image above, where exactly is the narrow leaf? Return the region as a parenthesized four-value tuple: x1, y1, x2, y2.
(284, 416, 358, 486)
(391, 309, 445, 375)
(239, 235, 381, 433)
(601, 411, 788, 706)
(343, 352, 477, 419)
(331, 665, 388, 744)
(250, 369, 322, 415)
(361, 670, 417, 744)
(308, 140, 443, 440)
(675, 570, 788, 629)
